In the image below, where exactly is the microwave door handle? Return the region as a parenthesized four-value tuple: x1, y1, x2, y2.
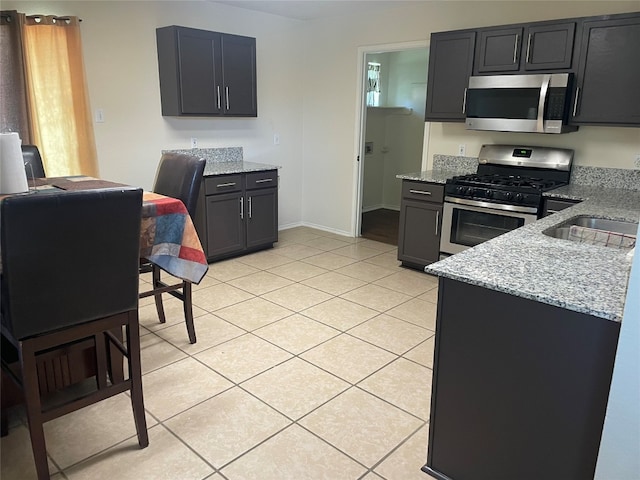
(537, 75, 550, 133)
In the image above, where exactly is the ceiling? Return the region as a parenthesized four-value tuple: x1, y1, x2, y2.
(213, 0, 421, 21)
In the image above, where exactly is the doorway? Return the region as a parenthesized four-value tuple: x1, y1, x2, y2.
(355, 44, 429, 245)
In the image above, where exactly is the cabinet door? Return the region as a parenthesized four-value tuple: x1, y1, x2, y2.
(176, 28, 222, 115)
(221, 34, 257, 117)
(206, 191, 245, 257)
(425, 31, 476, 122)
(246, 188, 278, 249)
(572, 15, 640, 126)
(523, 23, 575, 71)
(475, 27, 523, 73)
(397, 199, 442, 268)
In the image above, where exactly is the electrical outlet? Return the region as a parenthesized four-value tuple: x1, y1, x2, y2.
(273, 134, 280, 145)
(458, 144, 466, 156)
(95, 109, 105, 123)
(190, 137, 198, 149)
(634, 154, 640, 169)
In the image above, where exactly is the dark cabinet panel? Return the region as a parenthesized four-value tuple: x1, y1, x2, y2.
(425, 31, 476, 122)
(523, 22, 575, 70)
(572, 15, 640, 126)
(475, 27, 523, 73)
(206, 191, 245, 257)
(156, 26, 256, 117)
(541, 197, 581, 217)
(397, 181, 443, 269)
(247, 188, 278, 249)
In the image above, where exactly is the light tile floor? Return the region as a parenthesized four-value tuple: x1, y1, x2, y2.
(1, 227, 439, 480)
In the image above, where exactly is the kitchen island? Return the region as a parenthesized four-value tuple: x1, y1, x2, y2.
(422, 187, 639, 480)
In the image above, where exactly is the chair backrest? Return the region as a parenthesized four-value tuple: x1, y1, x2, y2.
(21, 145, 46, 179)
(1, 187, 143, 340)
(153, 153, 206, 219)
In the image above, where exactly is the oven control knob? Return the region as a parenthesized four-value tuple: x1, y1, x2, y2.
(485, 189, 493, 199)
(515, 193, 524, 202)
(457, 186, 466, 194)
(467, 188, 475, 196)
(505, 191, 513, 200)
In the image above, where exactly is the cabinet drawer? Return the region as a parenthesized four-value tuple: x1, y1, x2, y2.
(402, 181, 444, 203)
(246, 170, 278, 190)
(204, 174, 243, 195)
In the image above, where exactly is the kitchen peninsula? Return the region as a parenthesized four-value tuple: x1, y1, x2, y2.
(422, 185, 639, 480)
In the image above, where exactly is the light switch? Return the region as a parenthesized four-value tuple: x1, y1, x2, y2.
(95, 109, 105, 123)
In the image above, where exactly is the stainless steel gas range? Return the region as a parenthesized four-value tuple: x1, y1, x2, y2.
(440, 144, 574, 256)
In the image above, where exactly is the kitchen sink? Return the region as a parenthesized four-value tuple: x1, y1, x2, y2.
(543, 215, 638, 249)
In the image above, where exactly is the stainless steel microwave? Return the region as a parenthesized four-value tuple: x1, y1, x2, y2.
(464, 73, 577, 134)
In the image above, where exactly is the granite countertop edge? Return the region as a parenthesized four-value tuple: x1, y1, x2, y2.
(203, 160, 281, 176)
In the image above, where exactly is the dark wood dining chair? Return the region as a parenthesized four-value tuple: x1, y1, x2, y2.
(0, 187, 148, 480)
(139, 152, 206, 344)
(21, 145, 46, 179)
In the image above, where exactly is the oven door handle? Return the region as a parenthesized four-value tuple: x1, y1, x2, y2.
(444, 196, 539, 214)
(537, 74, 551, 133)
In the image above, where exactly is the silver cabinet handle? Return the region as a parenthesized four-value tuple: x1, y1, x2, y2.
(513, 34, 519, 64)
(248, 196, 252, 218)
(525, 33, 532, 63)
(409, 189, 432, 196)
(225, 86, 230, 110)
(216, 86, 221, 110)
(216, 182, 236, 188)
(536, 75, 550, 133)
(240, 197, 244, 219)
(255, 178, 273, 184)
(462, 87, 468, 114)
(435, 210, 440, 237)
(572, 87, 581, 117)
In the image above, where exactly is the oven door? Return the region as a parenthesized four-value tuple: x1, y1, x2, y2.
(440, 198, 538, 255)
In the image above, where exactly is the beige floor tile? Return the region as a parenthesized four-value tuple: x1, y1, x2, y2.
(268, 261, 328, 281)
(299, 388, 423, 467)
(195, 334, 292, 383)
(332, 244, 382, 260)
(349, 314, 432, 355)
(301, 236, 352, 251)
(214, 297, 293, 331)
(302, 297, 378, 331)
(359, 358, 432, 420)
(154, 313, 246, 354)
(241, 358, 349, 419)
(43, 393, 157, 469)
(253, 314, 340, 354)
(361, 473, 385, 480)
(316, 231, 360, 244)
(140, 332, 188, 374)
(373, 270, 439, 297)
(363, 251, 403, 269)
(138, 296, 208, 332)
(206, 258, 259, 281)
(165, 387, 290, 468)
(416, 286, 439, 304)
(374, 424, 430, 480)
(386, 298, 437, 331)
(261, 283, 332, 311)
(271, 243, 325, 260)
(301, 271, 367, 295)
(335, 262, 396, 282)
(301, 252, 357, 270)
(191, 273, 222, 291)
(301, 334, 396, 384)
(235, 250, 294, 270)
(404, 336, 436, 369)
(63, 424, 214, 480)
(340, 284, 412, 312)
(142, 357, 233, 420)
(357, 238, 398, 252)
(277, 227, 322, 243)
(1, 424, 58, 479)
(191, 283, 254, 312)
(227, 271, 293, 295)
(220, 424, 366, 479)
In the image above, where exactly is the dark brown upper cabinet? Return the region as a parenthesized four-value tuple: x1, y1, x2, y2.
(474, 22, 575, 74)
(571, 15, 640, 126)
(156, 26, 257, 117)
(425, 31, 476, 121)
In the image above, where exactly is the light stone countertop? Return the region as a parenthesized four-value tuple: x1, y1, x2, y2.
(396, 169, 467, 184)
(162, 148, 280, 177)
(425, 189, 640, 322)
(203, 160, 280, 176)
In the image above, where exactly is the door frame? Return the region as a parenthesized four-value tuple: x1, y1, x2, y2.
(352, 40, 430, 238)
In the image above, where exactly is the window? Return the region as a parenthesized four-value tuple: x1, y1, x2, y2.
(366, 62, 381, 107)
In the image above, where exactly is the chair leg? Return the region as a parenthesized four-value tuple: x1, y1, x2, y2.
(19, 341, 51, 480)
(125, 314, 149, 448)
(182, 281, 196, 344)
(152, 266, 167, 324)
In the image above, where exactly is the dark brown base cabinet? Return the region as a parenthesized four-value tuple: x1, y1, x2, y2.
(194, 170, 278, 261)
(397, 180, 443, 270)
(424, 277, 620, 480)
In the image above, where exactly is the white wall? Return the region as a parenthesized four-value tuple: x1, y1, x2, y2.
(5, 0, 639, 236)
